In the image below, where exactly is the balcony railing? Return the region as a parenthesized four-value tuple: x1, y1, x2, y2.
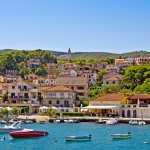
(45, 96, 73, 99)
(9, 96, 29, 99)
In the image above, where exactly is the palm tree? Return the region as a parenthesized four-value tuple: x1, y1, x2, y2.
(11, 107, 19, 117)
(46, 106, 57, 118)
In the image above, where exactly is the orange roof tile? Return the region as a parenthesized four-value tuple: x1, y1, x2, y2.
(91, 93, 124, 101)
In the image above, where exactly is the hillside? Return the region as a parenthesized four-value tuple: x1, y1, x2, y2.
(0, 49, 150, 59)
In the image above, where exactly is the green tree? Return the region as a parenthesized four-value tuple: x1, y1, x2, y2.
(11, 107, 19, 116)
(2, 93, 8, 103)
(46, 107, 57, 117)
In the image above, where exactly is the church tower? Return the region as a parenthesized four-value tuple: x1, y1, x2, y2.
(68, 47, 72, 59)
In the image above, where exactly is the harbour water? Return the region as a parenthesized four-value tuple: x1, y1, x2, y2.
(0, 123, 150, 150)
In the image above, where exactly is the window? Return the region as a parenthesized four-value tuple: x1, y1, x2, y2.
(49, 101, 52, 104)
(56, 100, 60, 104)
(18, 86, 21, 89)
(113, 81, 115, 84)
(78, 87, 84, 90)
(71, 87, 74, 90)
(106, 82, 109, 84)
(12, 86, 15, 89)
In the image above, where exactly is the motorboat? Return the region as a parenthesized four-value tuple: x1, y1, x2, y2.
(138, 121, 146, 125)
(106, 119, 118, 125)
(129, 120, 146, 125)
(64, 119, 79, 123)
(111, 132, 131, 139)
(53, 120, 61, 123)
(129, 120, 138, 125)
(25, 120, 33, 124)
(10, 129, 49, 138)
(65, 134, 92, 141)
(0, 121, 24, 133)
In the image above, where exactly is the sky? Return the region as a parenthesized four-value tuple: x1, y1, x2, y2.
(0, 0, 150, 53)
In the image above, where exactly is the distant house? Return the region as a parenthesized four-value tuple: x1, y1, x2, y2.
(134, 57, 150, 66)
(103, 72, 123, 89)
(59, 70, 77, 77)
(105, 65, 120, 73)
(24, 74, 38, 81)
(27, 59, 41, 69)
(82, 73, 97, 86)
(57, 48, 72, 60)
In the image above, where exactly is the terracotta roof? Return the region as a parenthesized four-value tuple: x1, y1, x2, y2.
(129, 94, 150, 100)
(56, 77, 88, 86)
(27, 82, 39, 87)
(91, 93, 124, 101)
(42, 85, 73, 92)
(105, 77, 121, 81)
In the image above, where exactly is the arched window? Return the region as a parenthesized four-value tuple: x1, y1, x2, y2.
(133, 110, 137, 118)
(127, 110, 131, 118)
(122, 110, 125, 118)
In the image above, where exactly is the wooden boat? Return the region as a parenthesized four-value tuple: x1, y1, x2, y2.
(10, 129, 49, 138)
(111, 133, 131, 139)
(65, 135, 92, 141)
(0, 121, 24, 133)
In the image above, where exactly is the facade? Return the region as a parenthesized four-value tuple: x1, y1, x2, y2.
(134, 57, 150, 66)
(56, 77, 88, 99)
(7, 81, 39, 114)
(105, 65, 120, 73)
(59, 70, 77, 77)
(4, 70, 18, 83)
(41, 85, 79, 112)
(103, 72, 123, 89)
(24, 74, 38, 81)
(82, 73, 97, 86)
(121, 94, 150, 118)
(83, 93, 124, 116)
(27, 59, 41, 69)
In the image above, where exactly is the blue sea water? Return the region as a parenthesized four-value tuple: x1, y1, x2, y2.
(0, 123, 150, 150)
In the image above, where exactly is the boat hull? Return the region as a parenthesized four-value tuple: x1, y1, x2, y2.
(10, 130, 49, 138)
(65, 136, 92, 141)
(111, 134, 131, 139)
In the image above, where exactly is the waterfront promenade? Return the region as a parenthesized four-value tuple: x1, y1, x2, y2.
(17, 115, 150, 124)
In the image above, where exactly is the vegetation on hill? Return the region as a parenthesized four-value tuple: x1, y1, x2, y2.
(0, 49, 56, 77)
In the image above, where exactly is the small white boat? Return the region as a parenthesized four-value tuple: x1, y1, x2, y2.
(65, 135, 92, 141)
(0, 121, 24, 133)
(111, 133, 131, 139)
(129, 120, 138, 125)
(138, 121, 146, 125)
(25, 120, 33, 124)
(106, 119, 118, 125)
(53, 120, 61, 124)
(64, 119, 79, 123)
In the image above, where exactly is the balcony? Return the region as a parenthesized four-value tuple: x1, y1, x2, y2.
(9, 96, 29, 100)
(45, 96, 73, 99)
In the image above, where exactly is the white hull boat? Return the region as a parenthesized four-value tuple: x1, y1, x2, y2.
(129, 120, 146, 125)
(53, 120, 61, 123)
(106, 119, 118, 125)
(111, 133, 131, 139)
(65, 135, 92, 141)
(64, 119, 79, 123)
(0, 121, 24, 133)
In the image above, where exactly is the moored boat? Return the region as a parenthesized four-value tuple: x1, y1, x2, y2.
(111, 132, 131, 139)
(0, 121, 24, 133)
(10, 129, 49, 138)
(65, 134, 92, 141)
(64, 119, 79, 123)
(106, 119, 118, 125)
(53, 120, 61, 123)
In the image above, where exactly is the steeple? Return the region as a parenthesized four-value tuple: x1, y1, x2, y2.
(68, 47, 71, 54)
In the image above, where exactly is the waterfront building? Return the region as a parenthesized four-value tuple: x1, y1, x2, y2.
(41, 85, 80, 112)
(121, 94, 150, 118)
(82, 93, 125, 116)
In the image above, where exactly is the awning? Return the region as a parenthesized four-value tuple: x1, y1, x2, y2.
(82, 105, 119, 110)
